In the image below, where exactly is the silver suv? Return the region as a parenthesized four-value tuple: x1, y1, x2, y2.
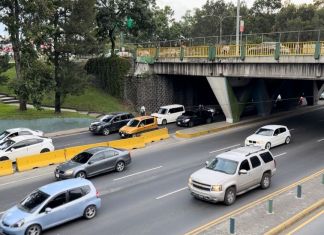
(188, 146, 276, 205)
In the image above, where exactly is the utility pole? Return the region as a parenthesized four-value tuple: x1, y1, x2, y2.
(236, 0, 240, 55)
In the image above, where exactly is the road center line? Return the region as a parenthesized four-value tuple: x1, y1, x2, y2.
(0, 173, 53, 187)
(274, 152, 287, 158)
(156, 187, 188, 200)
(113, 166, 163, 181)
(209, 144, 241, 154)
(317, 138, 324, 142)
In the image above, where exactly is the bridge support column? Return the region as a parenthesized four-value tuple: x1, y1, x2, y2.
(206, 76, 240, 123)
(252, 80, 272, 117)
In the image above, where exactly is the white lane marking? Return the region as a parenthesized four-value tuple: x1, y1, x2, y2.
(209, 144, 241, 154)
(274, 152, 287, 158)
(0, 173, 52, 187)
(60, 142, 82, 147)
(113, 166, 163, 181)
(156, 187, 188, 200)
(317, 138, 324, 142)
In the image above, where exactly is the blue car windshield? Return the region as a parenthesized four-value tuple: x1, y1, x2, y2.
(72, 152, 94, 164)
(19, 190, 49, 212)
(206, 158, 238, 175)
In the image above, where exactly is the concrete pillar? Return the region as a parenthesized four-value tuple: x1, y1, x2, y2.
(207, 76, 240, 123)
(312, 81, 320, 105)
(252, 80, 272, 117)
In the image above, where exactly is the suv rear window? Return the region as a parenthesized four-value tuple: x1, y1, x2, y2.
(260, 152, 274, 163)
(250, 156, 261, 168)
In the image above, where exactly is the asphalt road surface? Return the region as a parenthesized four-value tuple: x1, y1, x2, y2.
(1, 108, 324, 235)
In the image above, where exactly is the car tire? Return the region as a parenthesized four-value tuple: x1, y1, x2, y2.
(25, 224, 42, 235)
(260, 173, 271, 189)
(0, 156, 9, 161)
(115, 161, 125, 172)
(40, 148, 50, 153)
(285, 136, 291, 144)
(103, 128, 110, 136)
(188, 121, 194, 127)
(162, 119, 167, 125)
(75, 171, 87, 179)
(83, 205, 97, 220)
(224, 187, 236, 206)
(206, 117, 212, 124)
(265, 142, 271, 150)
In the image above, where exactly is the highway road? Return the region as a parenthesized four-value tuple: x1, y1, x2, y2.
(1, 108, 324, 235)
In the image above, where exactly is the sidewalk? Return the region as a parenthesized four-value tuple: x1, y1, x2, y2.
(176, 104, 324, 138)
(187, 169, 324, 235)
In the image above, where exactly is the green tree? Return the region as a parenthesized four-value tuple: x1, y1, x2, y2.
(96, 0, 156, 54)
(0, 54, 10, 84)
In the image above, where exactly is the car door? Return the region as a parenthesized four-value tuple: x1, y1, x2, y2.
(102, 150, 119, 171)
(120, 115, 129, 129)
(38, 192, 68, 229)
(26, 139, 44, 155)
(6, 140, 29, 160)
(272, 128, 281, 147)
(169, 108, 176, 122)
(111, 116, 121, 132)
(279, 127, 288, 144)
(65, 187, 86, 219)
(85, 152, 108, 176)
(249, 156, 263, 185)
(237, 159, 253, 192)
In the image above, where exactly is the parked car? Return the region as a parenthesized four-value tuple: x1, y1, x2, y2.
(119, 116, 158, 138)
(188, 146, 276, 205)
(89, 112, 134, 136)
(55, 147, 131, 179)
(0, 135, 54, 161)
(0, 128, 44, 145)
(245, 125, 291, 149)
(151, 104, 185, 125)
(0, 178, 101, 235)
(176, 107, 216, 127)
(320, 92, 324, 100)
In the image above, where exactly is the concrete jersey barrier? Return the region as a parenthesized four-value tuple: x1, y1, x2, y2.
(109, 137, 145, 150)
(0, 160, 14, 176)
(64, 141, 109, 160)
(141, 128, 170, 144)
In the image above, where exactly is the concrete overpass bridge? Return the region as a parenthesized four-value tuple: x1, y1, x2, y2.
(134, 40, 324, 123)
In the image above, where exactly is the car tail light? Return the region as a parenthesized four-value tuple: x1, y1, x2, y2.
(96, 191, 100, 198)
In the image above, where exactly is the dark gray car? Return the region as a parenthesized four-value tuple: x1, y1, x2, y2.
(55, 147, 131, 179)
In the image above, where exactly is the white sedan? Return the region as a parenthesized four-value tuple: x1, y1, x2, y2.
(0, 135, 54, 162)
(0, 128, 44, 145)
(245, 125, 291, 149)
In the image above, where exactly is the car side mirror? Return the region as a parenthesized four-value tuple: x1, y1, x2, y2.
(239, 169, 247, 175)
(88, 161, 93, 165)
(205, 161, 209, 166)
(45, 207, 52, 214)
(274, 133, 278, 136)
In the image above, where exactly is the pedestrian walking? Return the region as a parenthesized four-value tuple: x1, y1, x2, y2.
(140, 106, 146, 116)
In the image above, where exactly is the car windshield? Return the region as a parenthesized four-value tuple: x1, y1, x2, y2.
(0, 131, 9, 141)
(19, 190, 49, 212)
(72, 152, 94, 164)
(100, 116, 113, 123)
(0, 140, 14, 150)
(256, 128, 274, 136)
(127, 119, 139, 127)
(206, 157, 238, 175)
(158, 108, 167, 114)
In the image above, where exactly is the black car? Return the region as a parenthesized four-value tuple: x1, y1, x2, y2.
(89, 112, 134, 135)
(176, 108, 215, 127)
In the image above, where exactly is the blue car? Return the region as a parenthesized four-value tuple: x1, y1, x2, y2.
(0, 178, 101, 235)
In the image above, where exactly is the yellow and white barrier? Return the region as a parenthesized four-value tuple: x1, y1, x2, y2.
(141, 128, 170, 144)
(64, 141, 109, 160)
(0, 160, 14, 176)
(109, 136, 145, 150)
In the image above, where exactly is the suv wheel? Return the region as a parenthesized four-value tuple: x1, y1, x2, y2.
(260, 173, 271, 189)
(285, 136, 291, 144)
(0, 156, 9, 161)
(188, 121, 194, 127)
(115, 161, 125, 172)
(162, 119, 167, 125)
(265, 142, 271, 150)
(76, 171, 87, 179)
(84, 205, 97, 220)
(40, 148, 50, 153)
(25, 224, 42, 235)
(224, 187, 236, 206)
(103, 128, 110, 136)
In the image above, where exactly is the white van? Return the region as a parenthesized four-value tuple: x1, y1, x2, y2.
(151, 104, 185, 125)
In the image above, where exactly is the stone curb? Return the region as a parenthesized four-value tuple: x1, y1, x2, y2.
(264, 199, 324, 235)
(176, 105, 324, 139)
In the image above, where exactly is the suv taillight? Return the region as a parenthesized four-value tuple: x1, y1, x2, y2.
(96, 191, 99, 198)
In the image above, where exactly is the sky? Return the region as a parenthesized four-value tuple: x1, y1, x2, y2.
(0, 0, 314, 35)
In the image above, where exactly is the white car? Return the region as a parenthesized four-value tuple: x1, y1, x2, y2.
(0, 128, 44, 145)
(0, 135, 54, 162)
(245, 125, 291, 149)
(151, 104, 185, 125)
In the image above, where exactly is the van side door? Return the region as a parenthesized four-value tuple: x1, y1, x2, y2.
(249, 156, 263, 185)
(237, 159, 253, 192)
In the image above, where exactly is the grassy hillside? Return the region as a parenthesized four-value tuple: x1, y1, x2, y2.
(0, 66, 130, 113)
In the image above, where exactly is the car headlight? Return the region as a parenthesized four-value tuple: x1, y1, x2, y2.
(211, 185, 222, 192)
(188, 177, 192, 185)
(64, 169, 74, 175)
(183, 119, 190, 123)
(11, 219, 24, 228)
